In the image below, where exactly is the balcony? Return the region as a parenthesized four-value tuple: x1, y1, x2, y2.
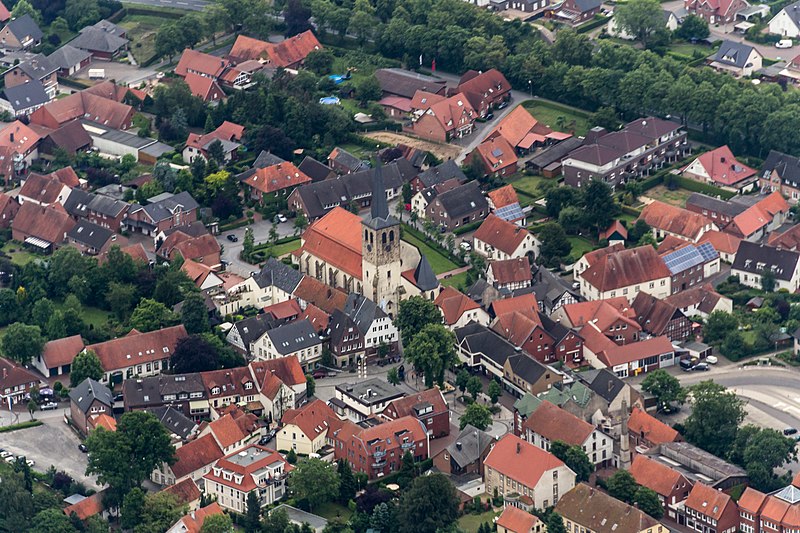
(401, 442, 415, 450)
(373, 450, 387, 459)
(372, 459, 386, 468)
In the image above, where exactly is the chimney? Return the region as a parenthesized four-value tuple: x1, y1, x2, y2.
(9, 132, 14, 142)
(516, 442, 521, 454)
(2, 368, 6, 379)
(456, 441, 462, 450)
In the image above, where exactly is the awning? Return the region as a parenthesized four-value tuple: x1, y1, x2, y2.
(546, 131, 573, 140)
(189, 400, 209, 410)
(734, 21, 755, 31)
(518, 132, 547, 150)
(24, 236, 51, 249)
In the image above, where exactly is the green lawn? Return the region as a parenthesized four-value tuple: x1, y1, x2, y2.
(272, 238, 301, 258)
(522, 101, 591, 137)
(402, 233, 458, 274)
(440, 270, 470, 289)
(567, 236, 595, 263)
(1, 242, 40, 267)
(458, 510, 500, 533)
(645, 185, 693, 208)
(53, 302, 113, 328)
(510, 174, 555, 199)
(119, 14, 163, 65)
(314, 501, 353, 522)
(669, 41, 716, 57)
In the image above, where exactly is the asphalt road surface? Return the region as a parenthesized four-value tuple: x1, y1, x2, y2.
(123, 0, 209, 11)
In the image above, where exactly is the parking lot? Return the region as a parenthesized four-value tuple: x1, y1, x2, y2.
(0, 414, 99, 489)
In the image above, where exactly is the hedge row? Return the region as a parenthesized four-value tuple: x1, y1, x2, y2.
(0, 420, 43, 433)
(576, 15, 609, 34)
(453, 220, 482, 236)
(219, 219, 251, 232)
(670, 175, 736, 200)
(401, 224, 466, 267)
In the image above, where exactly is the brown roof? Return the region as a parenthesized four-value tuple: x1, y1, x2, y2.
(249, 358, 306, 387)
(184, 72, 224, 102)
(768, 224, 800, 250)
(457, 69, 511, 111)
(580, 245, 670, 293)
(51, 166, 81, 188)
(243, 162, 312, 195)
(300, 303, 329, 332)
(629, 454, 688, 498)
(492, 311, 541, 346)
(31, 91, 133, 130)
(0, 357, 39, 391)
(281, 398, 342, 440)
(599, 336, 674, 367)
(639, 201, 712, 241)
(555, 483, 662, 533)
(685, 482, 732, 520)
(628, 406, 679, 445)
(738, 487, 767, 514)
(487, 184, 520, 210)
(63, 491, 105, 521)
(171, 433, 224, 479)
(0, 192, 18, 227)
(121, 242, 149, 263)
(19, 173, 68, 204)
(86, 325, 188, 372)
(434, 286, 481, 325)
(45, 120, 93, 153)
(171, 234, 221, 266)
(12, 202, 75, 244)
(699, 230, 741, 255)
(0, 120, 41, 154)
(631, 292, 680, 336)
(490, 293, 539, 320)
(175, 48, 229, 78)
(425, 92, 477, 134)
(162, 477, 201, 505)
(476, 136, 518, 170)
(484, 434, 565, 489)
(688, 145, 756, 186)
(293, 275, 348, 314)
(173, 503, 224, 533)
(41, 335, 84, 369)
(299, 207, 363, 279)
(206, 413, 248, 449)
(485, 105, 551, 148)
(562, 297, 639, 331)
(229, 35, 272, 62)
(474, 214, 532, 256)
(489, 257, 531, 285)
(495, 506, 541, 533)
(664, 284, 726, 315)
(265, 30, 321, 68)
(523, 400, 594, 446)
(599, 220, 628, 241)
(383, 388, 448, 420)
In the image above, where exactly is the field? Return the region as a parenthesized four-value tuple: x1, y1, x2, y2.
(458, 510, 500, 533)
(440, 270, 470, 289)
(363, 131, 462, 161)
(402, 232, 458, 274)
(643, 185, 693, 208)
(522, 101, 591, 137)
(567, 236, 595, 263)
(53, 302, 113, 328)
(1, 242, 39, 267)
(118, 15, 162, 65)
(272, 238, 301, 258)
(510, 174, 555, 199)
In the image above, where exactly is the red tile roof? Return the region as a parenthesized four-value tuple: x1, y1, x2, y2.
(204, 445, 292, 493)
(176, 48, 229, 78)
(0, 192, 18, 228)
(171, 433, 224, 479)
(434, 286, 481, 325)
(488, 184, 520, 210)
(121, 243, 149, 263)
(383, 388, 448, 420)
(171, 234, 221, 266)
(689, 146, 756, 186)
(484, 434, 565, 489)
(244, 162, 312, 195)
(523, 400, 594, 446)
(410, 90, 446, 110)
(300, 303, 329, 332)
(41, 335, 84, 369)
(491, 293, 539, 321)
(496, 506, 541, 533)
(0, 357, 39, 392)
(489, 257, 531, 285)
(598, 336, 673, 367)
(0, 2, 10, 21)
(162, 477, 201, 506)
(214, 121, 244, 141)
(474, 214, 532, 256)
(580, 245, 670, 293)
(281, 399, 342, 440)
(737, 487, 767, 514)
(599, 220, 628, 241)
(184, 72, 224, 102)
(206, 413, 248, 449)
(0, 120, 41, 155)
(639, 200, 712, 241)
(172, 502, 224, 533)
(685, 482, 732, 521)
(229, 35, 272, 62)
(561, 298, 637, 330)
(299, 207, 363, 279)
(12, 201, 75, 244)
(30, 92, 133, 130)
(63, 491, 105, 521)
(19, 173, 69, 204)
(492, 311, 541, 347)
(485, 105, 551, 148)
(181, 260, 220, 289)
(378, 95, 412, 112)
(761, 494, 791, 524)
(629, 454, 687, 498)
(86, 325, 188, 372)
(249, 357, 306, 387)
(457, 69, 511, 111)
(731, 192, 789, 238)
(293, 276, 348, 314)
(699, 230, 741, 255)
(89, 413, 117, 431)
(425, 92, 476, 134)
(476, 136, 518, 171)
(51, 166, 81, 188)
(264, 298, 302, 320)
(628, 406, 679, 445)
(266, 30, 322, 68)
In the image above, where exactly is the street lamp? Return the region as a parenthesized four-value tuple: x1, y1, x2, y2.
(527, 80, 532, 98)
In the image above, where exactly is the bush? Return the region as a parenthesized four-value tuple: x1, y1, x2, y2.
(0, 420, 43, 433)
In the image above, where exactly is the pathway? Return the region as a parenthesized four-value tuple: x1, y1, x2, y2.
(437, 266, 471, 280)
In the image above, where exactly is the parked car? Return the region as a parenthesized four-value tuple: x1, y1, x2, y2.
(460, 241, 472, 251)
(275, 214, 288, 224)
(312, 369, 327, 380)
(40, 402, 58, 410)
(706, 355, 718, 364)
(4, 456, 15, 463)
(785, 427, 798, 436)
(78, 444, 88, 453)
(497, 101, 509, 110)
(485, 112, 494, 120)
(226, 234, 238, 242)
(693, 362, 710, 371)
(25, 459, 34, 467)
(259, 429, 278, 445)
(679, 359, 694, 371)
(0, 450, 11, 458)
(777, 39, 793, 49)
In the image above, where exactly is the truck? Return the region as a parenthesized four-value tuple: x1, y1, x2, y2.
(88, 69, 105, 80)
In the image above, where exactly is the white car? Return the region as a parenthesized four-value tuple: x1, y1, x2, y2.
(0, 451, 11, 458)
(4, 456, 15, 463)
(277, 214, 288, 223)
(777, 39, 793, 49)
(460, 241, 472, 251)
(40, 402, 58, 411)
(706, 355, 718, 364)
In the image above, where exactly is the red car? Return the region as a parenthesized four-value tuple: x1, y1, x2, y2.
(312, 369, 327, 380)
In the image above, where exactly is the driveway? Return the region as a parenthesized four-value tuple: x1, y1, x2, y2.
(218, 218, 298, 277)
(73, 61, 160, 87)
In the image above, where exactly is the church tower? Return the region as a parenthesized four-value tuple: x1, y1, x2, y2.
(362, 163, 402, 316)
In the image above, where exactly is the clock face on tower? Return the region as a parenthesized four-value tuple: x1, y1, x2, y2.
(367, 244, 372, 252)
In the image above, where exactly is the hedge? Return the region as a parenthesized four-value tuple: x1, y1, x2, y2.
(401, 224, 466, 267)
(453, 220, 482, 236)
(0, 420, 43, 433)
(372, 459, 434, 485)
(670, 175, 736, 199)
(219, 219, 251, 232)
(620, 204, 642, 217)
(576, 15, 609, 34)
(639, 174, 664, 192)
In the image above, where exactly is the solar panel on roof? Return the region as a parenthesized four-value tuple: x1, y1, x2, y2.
(495, 203, 524, 222)
(663, 245, 705, 275)
(696, 242, 719, 262)
(491, 148, 503, 157)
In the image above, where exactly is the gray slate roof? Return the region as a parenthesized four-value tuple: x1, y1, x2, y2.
(3, 79, 48, 111)
(266, 319, 321, 355)
(732, 241, 800, 282)
(417, 160, 466, 189)
(63, 189, 94, 218)
(375, 68, 447, 99)
(233, 313, 281, 351)
(129, 191, 199, 224)
(412, 255, 439, 291)
(298, 156, 334, 182)
(446, 424, 494, 469)
(344, 293, 387, 335)
(67, 220, 114, 250)
(70, 27, 128, 54)
(15, 53, 57, 80)
(253, 257, 304, 293)
(48, 44, 92, 70)
(4, 14, 42, 42)
(330, 147, 367, 173)
(507, 354, 548, 384)
(455, 322, 518, 369)
(685, 192, 748, 218)
(145, 406, 198, 440)
(763, 149, 800, 184)
(69, 377, 113, 414)
(712, 40, 758, 68)
(577, 368, 626, 403)
(434, 180, 487, 219)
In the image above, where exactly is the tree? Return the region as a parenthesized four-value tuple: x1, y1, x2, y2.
(558, 206, 585, 235)
(460, 402, 492, 431)
(27, 398, 37, 420)
(395, 296, 442, 344)
(30, 298, 55, 329)
(70, 350, 104, 387)
(337, 460, 357, 504)
(466, 376, 483, 401)
(64, 0, 100, 30)
(171, 335, 222, 374)
(201, 513, 234, 533)
(0, 288, 20, 326)
(1, 323, 45, 365)
(582, 181, 620, 233)
(684, 380, 745, 457)
(761, 268, 777, 292)
(121, 487, 146, 530)
(544, 187, 581, 219)
(387, 367, 401, 385)
(396, 474, 460, 533)
(456, 368, 470, 394)
(294, 212, 308, 234)
(634, 487, 664, 518)
(284, 0, 313, 36)
(306, 374, 316, 397)
(244, 491, 261, 533)
(30, 508, 78, 533)
(674, 15, 709, 40)
(731, 425, 797, 491)
(356, 75, 382, 105)
(286, 448, 297, 464)
(546, 512, 567, 533)
(181, 292, 210, 334)
(242, 227, 255, 261)
(537, 223, 571, 267)
(607, 470, 638, 504)
(397, 450, 417, 488)
(129, 298, 179, 332)
(136, 491, 185, 533)
(305, 49, 334, 75)
(11, 0, 42, 25)
(289, 458, 340, 512)
(106, 282, 137, 321)
(85, 411, 176, 507)
(614, 0, 665, 48)
(641, 369, 685, 411)
(550, 441, 594, 482)
(404, 323, 457, 387)
(703, 311, 739, 345)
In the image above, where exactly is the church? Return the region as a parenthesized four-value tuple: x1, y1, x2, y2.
(295, 165, 440, 316)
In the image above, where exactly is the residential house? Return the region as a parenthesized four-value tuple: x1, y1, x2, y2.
(166, 503, 224, 533)
(0, 80, 49, 116)
(660, 241, 721, 295)
(679, 482, 739, 533)
(526, 136, 585, 178)
(278, 399, 342, 455)
(297, 156, 335, 183)
(685, 0, 749, 23)
(738, 487, 767, 533)
(484, 105, 565, 155)
(531, 265, 579, 314)
(184, 72, 225, 104)
(639, 200, 717, 242)
(553, 298, 641, 349)
(63, 190, 130, 232)
(484, 434, 576, 511)
(432, 424, 494, 476)
(410, 160, 467, 193)
(48, 44, 92, 76)
(488, 184, 526, 226)
(682, 145, 757, 193)
(562, 117, 688, 189)
(556, 483, 668, 533)
(591, 335, 677, 378)
(332, 378, 405, 421)
(249, 357, 307, 410)
(0, 192, 19, 228)
(578, 245, 672, 302)
(768, 222, 800, 251)
(176, 48, 229, 80)
(328, 147, 367, 175)
(0, 357, 41, 407)
(29, 89, 134, 130)
(732, 241, 800, 292)
(473, 214, 538, 261)
(251, 319, 322, 371)
(66, 220, 124, 256)
(760, 150, 800, 204)
(770, 1, 800, 37)
(630, 454, 693, 513)
(37, 121, 92, 157)
(0, 119, 41, 183)
(496, 507, 543, 533)
(158, 232, 221, 270)
(600, 220, 628, 246)
(503, 350, 563, 397)
(69, 20, 128, 59)
(146, 406, 200, 441)
(86, 324, 188, 387)
(182, 121, 244, 164)
(523, 400, 613, 466)
(331, 416, 430, 479)
(473, 136, 518, 177)
(242, 162, 312, 202)
(200, 367, 260, 415)
(374, 68, 447, 100)
(382, 388, 450, 439)
(487, 257, 532, 292)
(17, 173, 71, 206)
(198, 409, 259, 453)
(228, 30, 320, 69)
(631, 292, 693, 342)
(411, 178, 461, 220)
(456, 69, 511, 118)
(0, 14, 42, 51)
(709, 40, 763, 77)
(409, 91, 476, 142)
(555, 0, 603, 24)
(124, 191, 199, 236)
(726, 192, 790, 241)
(664, 284, 733, 318)
(435, 286, 489, 329)
(700, 230, 741, 263)
(221, 257, 303, 316)
(122, 373, 208, 421)
(152, 433, 224, 486)
(11, 202, 75, 253)
(629, 406, 680, 451)
(327, 309, 365, 369)
(69, 378, 114, 436)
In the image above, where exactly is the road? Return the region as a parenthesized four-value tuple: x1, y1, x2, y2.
(122, 0, 209, 11)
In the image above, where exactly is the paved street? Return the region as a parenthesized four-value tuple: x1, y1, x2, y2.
(122, 0, 209, 11)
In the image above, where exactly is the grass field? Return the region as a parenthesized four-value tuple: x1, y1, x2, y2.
(119, 14, 162, 65)
(315, 501, 353, 522)
(644, 185, 693, 208)
(1, 242, 40, 267)
(272, 238, 301, 258)
(458, 510, 500, 533)
(669, 41, 716, 57)
(567, 235, 595, 263)
(53, 302, 113, 328)
(510, 174, 555, 199)
(522, 101, 591, 137)
(440, 270, 469, 289)
(402, 233, 458, 274)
